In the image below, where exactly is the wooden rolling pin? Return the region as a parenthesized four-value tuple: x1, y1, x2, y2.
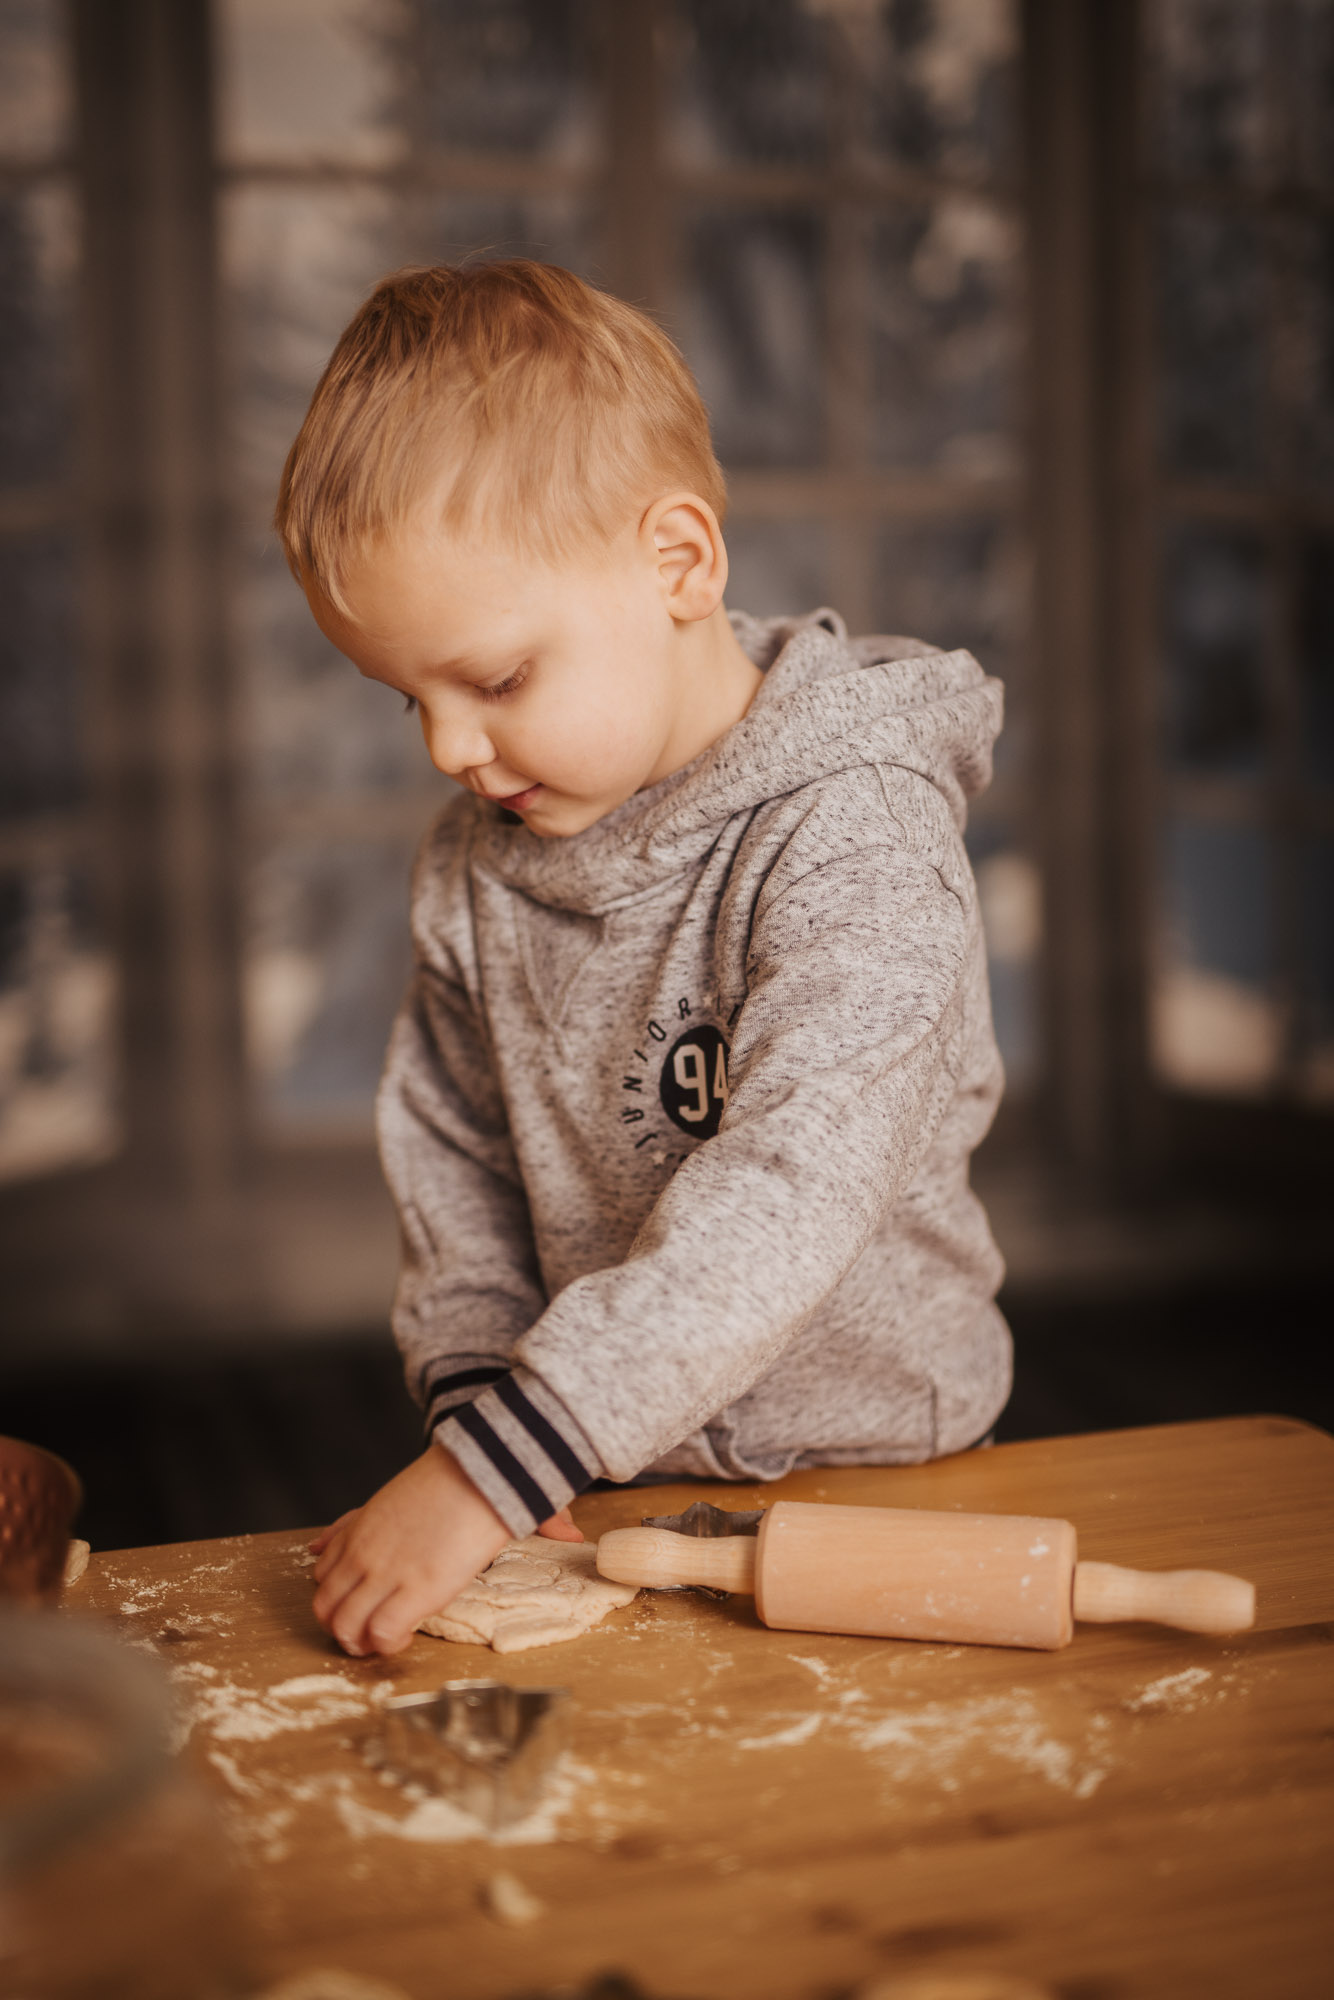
(595, 1501, 1256, 1650)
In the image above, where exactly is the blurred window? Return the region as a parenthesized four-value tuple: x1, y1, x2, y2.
(1147, 0, 1334, 1105)
(216, 0, 1037, 1126)
(5, 0, 1328, 1236)
(0, 0, 119, 1184)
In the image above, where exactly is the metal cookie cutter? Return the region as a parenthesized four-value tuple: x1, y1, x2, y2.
(366, 1679, 567, 1831)
(638, 1501, 764, 1596)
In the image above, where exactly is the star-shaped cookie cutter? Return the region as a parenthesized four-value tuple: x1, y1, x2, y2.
(364, 1678, 567, 1830)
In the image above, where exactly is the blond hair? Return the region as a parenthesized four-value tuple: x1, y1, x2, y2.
(275, 261, 727, 610)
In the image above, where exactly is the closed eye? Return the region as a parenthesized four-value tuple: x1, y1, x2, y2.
(478, 668, 528, 703)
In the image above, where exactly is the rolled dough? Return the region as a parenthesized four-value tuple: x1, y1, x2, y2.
(416, 1536, 639, 1653)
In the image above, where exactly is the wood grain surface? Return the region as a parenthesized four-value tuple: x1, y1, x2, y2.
(67, 1417, 1334, 2000)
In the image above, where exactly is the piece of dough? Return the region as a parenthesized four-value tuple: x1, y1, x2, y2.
(480, 1870, 547, 1926)
(256, 1975, 412, 2000)
(417, 1536, 639, 1653)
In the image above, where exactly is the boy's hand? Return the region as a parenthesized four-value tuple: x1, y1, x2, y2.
(307, 1445, 582, 1656)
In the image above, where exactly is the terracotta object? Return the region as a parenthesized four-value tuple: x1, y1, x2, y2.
(596, 1499, 1255, 1650)
(0, 1436, 83, 1606)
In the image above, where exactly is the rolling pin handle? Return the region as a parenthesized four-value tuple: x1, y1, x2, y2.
(1072, 1560, 1255, 1635)
(595, 1527, 758, 1595)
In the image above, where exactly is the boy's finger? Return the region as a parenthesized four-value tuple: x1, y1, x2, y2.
(312, 1555, 366, 1629)
(327, 1573, 390, 1657)
(313, 1528, 357, 1585)
(364, 1585, 419, 1657)
(536, 1511, 584, 1543)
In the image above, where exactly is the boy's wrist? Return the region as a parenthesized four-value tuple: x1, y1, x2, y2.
(421, 1436, 510, 1539)
(431, 1366, 602, 1540)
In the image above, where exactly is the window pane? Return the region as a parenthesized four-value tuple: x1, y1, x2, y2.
(723, 519, 834, 623)
(1161, 522, 1268, 777)
(864, 0, 1018, 182)
(868, 197, 1020, 473)
(1297, 533, 1334, 790)
(0, 182, 77, 488)
(223, 183, 400, 510)
(1157, 206, 1264, 479)
(871, 515, 1019, 679)
(216, 0, 408, 167)
(0, 0, 71, 163)
(0, 858, 118, 1184)
(680, 208, 824, 468)
(0, 531, 81, 821)
(680, 208, 825, 467)
(246, 835, 414, 1128)
(669, 0, 832, 169)
(1150, 0, 1270, 185)
(418, 0, 598, 163)
(1153, 816, 1280, 1096)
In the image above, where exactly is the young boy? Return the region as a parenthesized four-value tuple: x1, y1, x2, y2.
(278, 261, 1009, 1658)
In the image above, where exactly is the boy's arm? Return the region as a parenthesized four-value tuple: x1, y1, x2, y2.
(378, 952, 550, 1429)
(311, 937, 588, 1657)
(437, 783, 991, 1534)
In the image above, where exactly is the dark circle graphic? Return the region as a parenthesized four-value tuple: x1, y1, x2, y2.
(659, 1025, 730, 1139)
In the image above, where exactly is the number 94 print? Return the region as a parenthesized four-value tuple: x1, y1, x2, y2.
(619, 1001, 732, 1153)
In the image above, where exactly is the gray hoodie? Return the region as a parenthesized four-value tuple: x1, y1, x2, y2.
(378, 609, 1010, 1538)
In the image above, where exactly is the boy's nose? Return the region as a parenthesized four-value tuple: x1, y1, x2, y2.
(420, 706, 495, 778)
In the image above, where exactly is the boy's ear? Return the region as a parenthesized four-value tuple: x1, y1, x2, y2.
(642, 493, 728, 623)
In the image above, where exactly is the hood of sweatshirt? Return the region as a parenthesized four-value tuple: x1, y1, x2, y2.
(464, 608, 1004, 916)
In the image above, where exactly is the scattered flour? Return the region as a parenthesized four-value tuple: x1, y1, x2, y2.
(787, 1654, 835, 1685)
(1127, 1666, 1213, 1713)
(721, 1682, 1113, 1800)
(168, 1663, 370, 1752)
(846, 1692, 1113, 1799)
(737, 1713, 824, 1751)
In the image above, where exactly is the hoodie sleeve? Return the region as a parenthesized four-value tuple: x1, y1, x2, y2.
(437, 771, 986, 1532)
(376, 811, 611, 1516)
(377, 960, 551, 1432)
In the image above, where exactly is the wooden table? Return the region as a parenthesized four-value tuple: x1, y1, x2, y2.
(71, 1417, 1334, 2000)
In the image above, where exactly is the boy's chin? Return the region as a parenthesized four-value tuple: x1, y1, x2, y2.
(514, 794, 617, 838)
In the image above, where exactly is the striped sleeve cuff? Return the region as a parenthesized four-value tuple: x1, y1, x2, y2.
(432, 1366, 602, 1539)
(421, 1357, 512, 1433)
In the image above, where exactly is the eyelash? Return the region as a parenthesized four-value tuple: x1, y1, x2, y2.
(401, 669, 528, 716)
(478, 669, 528, 704)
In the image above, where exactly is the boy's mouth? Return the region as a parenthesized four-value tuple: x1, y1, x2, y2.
(494, 783, 542, 810)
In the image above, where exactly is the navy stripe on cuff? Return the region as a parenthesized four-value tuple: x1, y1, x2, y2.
(424, 1362, 509, 1403)
(493, 1372, 591, 1493)
(449, 1399, 556, 1526)
(423, 1364, 511, 1434)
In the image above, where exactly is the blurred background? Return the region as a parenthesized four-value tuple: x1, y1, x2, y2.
(1, 0, 1331, 1550)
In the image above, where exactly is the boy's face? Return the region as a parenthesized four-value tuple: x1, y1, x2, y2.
(307, 512, 715, 838)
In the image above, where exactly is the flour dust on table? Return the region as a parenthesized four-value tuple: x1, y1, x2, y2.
(417, 1536, 639, 1652)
